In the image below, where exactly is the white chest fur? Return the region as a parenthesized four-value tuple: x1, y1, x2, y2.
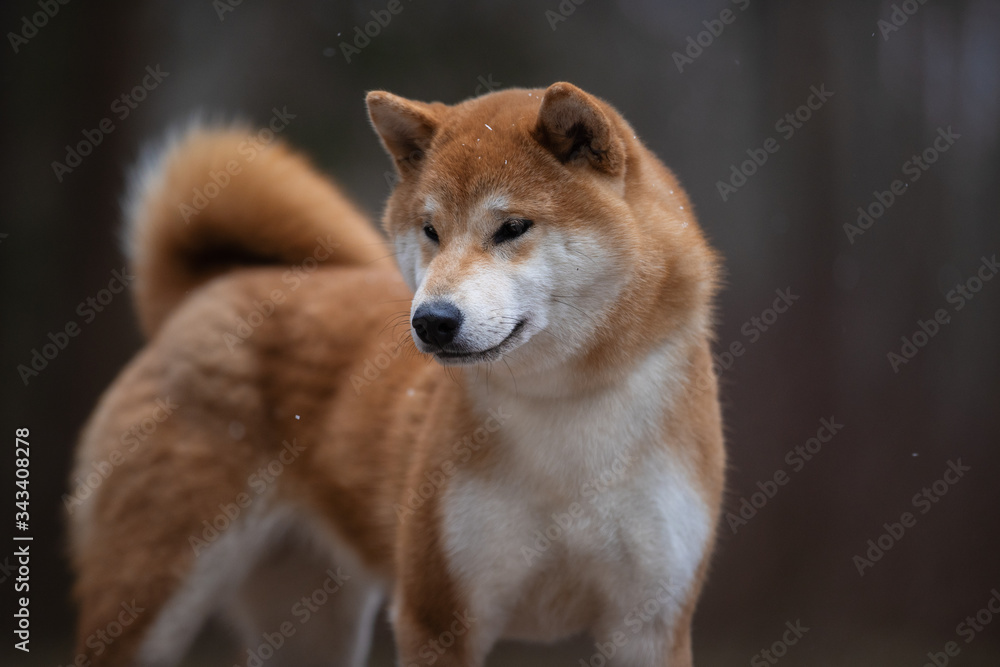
(441, 341, 714, 650)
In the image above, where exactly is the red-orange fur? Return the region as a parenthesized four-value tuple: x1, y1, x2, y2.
(69, 83, 724, 666)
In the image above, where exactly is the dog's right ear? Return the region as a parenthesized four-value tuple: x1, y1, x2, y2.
(533, 82, 625, 176)
(366, 92, 441, 178)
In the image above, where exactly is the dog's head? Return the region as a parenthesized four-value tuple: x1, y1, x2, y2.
(367, 83, 701, 372)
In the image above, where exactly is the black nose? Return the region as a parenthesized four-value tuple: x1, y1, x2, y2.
(412, 301, 463, 348)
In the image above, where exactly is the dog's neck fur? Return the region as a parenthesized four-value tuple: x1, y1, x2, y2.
(460, 319, 701, 497)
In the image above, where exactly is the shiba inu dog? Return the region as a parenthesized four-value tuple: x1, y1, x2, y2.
(68, 82, 724, 666)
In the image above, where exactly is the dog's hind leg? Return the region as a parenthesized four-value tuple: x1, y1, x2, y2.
(223, 522, 385, 667)
(128, 503, 296, 667)
(69, 396, 275, 667)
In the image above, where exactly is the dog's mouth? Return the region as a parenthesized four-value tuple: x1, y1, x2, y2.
(433, 319, 527, 365)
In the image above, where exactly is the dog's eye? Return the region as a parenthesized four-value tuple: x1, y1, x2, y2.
(423, 224, 439, 243)
(493, 219, 533, 244)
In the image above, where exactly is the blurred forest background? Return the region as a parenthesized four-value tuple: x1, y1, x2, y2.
(1, 0, 998, 665)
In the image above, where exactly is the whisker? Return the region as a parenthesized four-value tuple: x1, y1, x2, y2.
(501, 356, 518, 396)
(565, 247, 598, 264)
(552, 298, 591, 319)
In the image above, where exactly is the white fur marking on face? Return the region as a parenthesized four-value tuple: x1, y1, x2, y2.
(421, 197, 439, 218)
(404, 204, 632, 370)
(420, 248, 524, 351)
(407, 192, 536, 358)
(393, 228, 424, 293)
(481, 194, 509, 214)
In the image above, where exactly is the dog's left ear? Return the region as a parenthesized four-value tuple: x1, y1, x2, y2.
(366, 91, 442, 177)
(533, 82, 626, 175)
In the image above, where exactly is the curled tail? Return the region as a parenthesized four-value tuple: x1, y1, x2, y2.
(123, 124, 389, 337)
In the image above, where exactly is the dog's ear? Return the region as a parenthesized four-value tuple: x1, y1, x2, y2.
(366, 91, 441, 177)
(533, 82, 625, 175)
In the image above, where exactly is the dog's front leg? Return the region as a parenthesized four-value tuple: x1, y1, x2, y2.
(392, 591, 484, 667)
(587, 619, 694, 667)
(391, 529, 489, 667)
(589, 585, 699, 667)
